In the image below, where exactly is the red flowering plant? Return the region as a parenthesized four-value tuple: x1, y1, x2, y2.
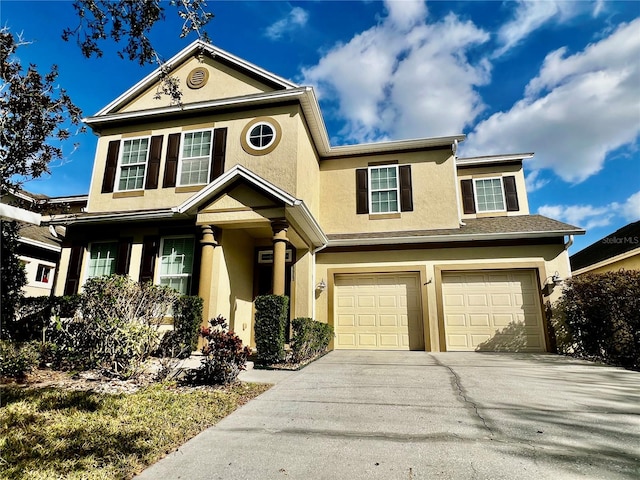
(189, 315, 251, 385)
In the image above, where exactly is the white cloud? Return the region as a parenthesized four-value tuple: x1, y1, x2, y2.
(538, 190, 640, 230)
(265, 7, 309, 40)
(301, 0, 490, 143)
(466, 19, 640, 183)
(525, 169, 549, 192)
(621, 191, 640, 222)
(494, 0, 580, 58)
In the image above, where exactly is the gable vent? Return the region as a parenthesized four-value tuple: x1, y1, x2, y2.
(187, 67, 209, 89)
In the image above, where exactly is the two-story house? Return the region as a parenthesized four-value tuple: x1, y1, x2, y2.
(50, 41, 584, 352)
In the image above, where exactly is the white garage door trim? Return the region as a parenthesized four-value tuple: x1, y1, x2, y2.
(441, 269, 546, 352)
(333, 273, 424, 350)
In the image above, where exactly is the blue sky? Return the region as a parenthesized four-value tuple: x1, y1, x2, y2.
(2, 0, 639, 254)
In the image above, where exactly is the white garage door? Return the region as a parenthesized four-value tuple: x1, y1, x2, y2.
(442, 270, 546, 352)
(334, 273, 424, 350)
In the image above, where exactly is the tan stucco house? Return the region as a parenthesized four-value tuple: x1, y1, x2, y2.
(49, 41, 584, 352)
(571, 221, 640, 275)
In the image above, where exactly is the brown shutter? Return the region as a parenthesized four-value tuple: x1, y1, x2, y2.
(503, 176, 519, 211)
(162, 133, 181, 188)
(356, 169, 369, 214)
(115, 238, 133, 275)
(64, 244, 85, 295)
(139, 236, 159, 284)
(210, 128, 227, 182)
(461, 179, 476, 214)
(145, 135, 163, 190)
(101, 140, 120, 193)
(399, 165, 413, 212)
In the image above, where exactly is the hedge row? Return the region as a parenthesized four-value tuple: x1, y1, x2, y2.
(551, 270, 639, 371)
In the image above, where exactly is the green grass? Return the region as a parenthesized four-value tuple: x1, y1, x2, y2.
(0, 382, 270, 480)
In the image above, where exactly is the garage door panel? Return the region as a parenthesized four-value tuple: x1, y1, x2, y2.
(337, 296, 354, 308)
(337, 314, 355, 327)
(334, 273, 424, 350)
(442, 270, 545, 352)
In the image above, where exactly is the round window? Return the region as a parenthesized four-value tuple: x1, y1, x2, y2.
(248, 122, 275, 150)
(241, 117, 282, 155)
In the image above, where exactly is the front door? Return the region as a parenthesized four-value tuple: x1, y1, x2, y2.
(254, 247, 295, 337)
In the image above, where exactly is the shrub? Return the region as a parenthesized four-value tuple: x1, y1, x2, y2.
(551, 270, 640, 370)
(1, 221, 27, 340)
(189, 315, 251, 385)
(158, 296, 203, 359)
(254, 295, 289, 365)
(0, 341, 39, 378)
(290, 318, 333, 363)
(50, 275, 179, 378)
(11, 296, 53, 342)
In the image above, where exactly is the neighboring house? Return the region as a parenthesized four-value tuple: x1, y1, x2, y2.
(49, 41, 584, 352)
(570, 221, 640, 275)
(1, 189, 87, 297)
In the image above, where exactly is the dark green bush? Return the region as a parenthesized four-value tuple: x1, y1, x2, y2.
(254, 295, 289, 365)
(158, 296, 203, 358)
(551, 270, 640, 370)
(1, 221, 27, 340)
(188, 315, 251, 385)
(10, 295, 81, 343)
(290, 318, 334, 363)
(0, 341, 39, 378)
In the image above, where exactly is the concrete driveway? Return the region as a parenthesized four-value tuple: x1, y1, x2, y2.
(135, 351, 640, 480)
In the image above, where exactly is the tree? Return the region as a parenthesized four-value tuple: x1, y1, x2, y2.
(62, 0, 214, 104)
(0, 221, 27, 339)
(0, 29, 84, 192)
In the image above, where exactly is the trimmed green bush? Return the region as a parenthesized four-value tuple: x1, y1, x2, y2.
(551, 270, 640, 370)
(0, 340, 39, 378)
(254, 295, 289, 364)
(158, 296, 203, 358)
(290, 317, 333, 363)
(1, 221, 27, 340)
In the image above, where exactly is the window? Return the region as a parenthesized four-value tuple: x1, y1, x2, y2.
(247, 122, 275, 150)
(369, 165, 399, 213)
(36, 264, 52, 284)
(474, 178, 505, 212)
(179, 130, 212, 186)
(158, 237, 194, 295)
(117, 137, 149, 191)
(87, 242, 118, 278)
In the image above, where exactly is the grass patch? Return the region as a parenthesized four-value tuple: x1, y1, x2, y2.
(0, 382, 270, 480)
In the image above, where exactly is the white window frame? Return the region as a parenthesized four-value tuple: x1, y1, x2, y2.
(115, 136, 150, 192)
(157, 235, 195, 295)
(177, 129, 214, 187)
(473, 177, 507, 213)
(246, 121, 276, 151)
(85, 241, 118, 280)
(368, 165, 400, 214)
(257, 249, 293, 264)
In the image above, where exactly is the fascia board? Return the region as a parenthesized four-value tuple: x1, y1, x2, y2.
(328, 229, 585, 247)
(47, 209, 177, 225)
(286, 201, 328, 249)
(456, 153, 534, 166)
(321, 135, 466, 158)
(18, 237, 61, 252)
(94, 40, 298, 117)
(85, 89, 310, 126)
(0, 204, 41, 225)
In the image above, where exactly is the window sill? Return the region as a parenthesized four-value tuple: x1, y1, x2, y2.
(113, 190, 144, 198)
(175, 185, 205, 193)
(476, 211, 508, 218)
(368, 213, 401, 220)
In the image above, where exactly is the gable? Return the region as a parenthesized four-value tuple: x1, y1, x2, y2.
(118, 55, 281, 114)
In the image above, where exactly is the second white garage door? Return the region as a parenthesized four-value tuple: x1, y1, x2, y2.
(441, 270, 546, 352)
(334, 273, 424, 350)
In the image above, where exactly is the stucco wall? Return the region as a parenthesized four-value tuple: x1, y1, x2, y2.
(319, 150, 460, 234)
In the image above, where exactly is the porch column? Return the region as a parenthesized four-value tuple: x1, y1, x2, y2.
(198, 225, 219, 327)
(271, 220, 289, 296)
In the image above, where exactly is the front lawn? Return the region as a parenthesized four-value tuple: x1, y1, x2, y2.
(0, 382, 270, 480)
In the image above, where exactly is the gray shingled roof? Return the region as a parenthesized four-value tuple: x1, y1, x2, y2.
(570, 221, 640, 271)
(327, 215, 584, 242)
(19, 224, 64, 248)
